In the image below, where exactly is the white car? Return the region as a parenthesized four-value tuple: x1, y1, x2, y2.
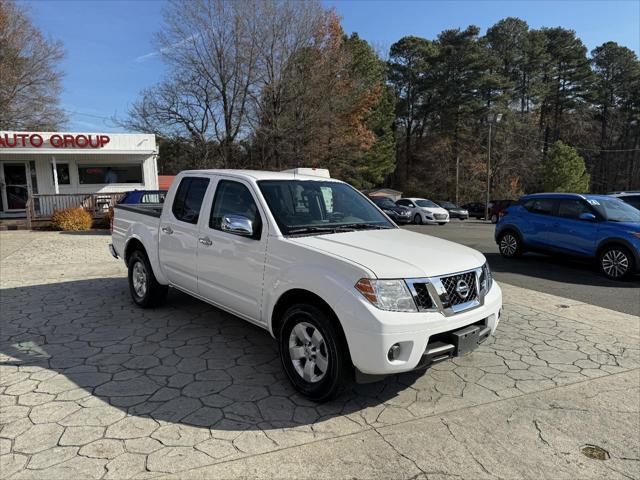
(111, 170, 502, 401)
(396, 197, 450, 225)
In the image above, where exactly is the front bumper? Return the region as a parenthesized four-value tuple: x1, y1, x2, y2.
(424, 216, 450, 224)
(339, 282, 502, 375)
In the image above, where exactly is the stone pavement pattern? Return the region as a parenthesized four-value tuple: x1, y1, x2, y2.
(1, 231, 639, 479)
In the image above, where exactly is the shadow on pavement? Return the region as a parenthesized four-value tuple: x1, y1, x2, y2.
(0, 278, 424, 431)
(485, 252, 640, 289)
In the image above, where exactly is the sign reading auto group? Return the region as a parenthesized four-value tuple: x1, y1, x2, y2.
(0, 132, 111, 149)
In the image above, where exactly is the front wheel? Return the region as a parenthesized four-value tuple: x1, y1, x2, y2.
(413, 213, 423, 225)
(128, 250, 168, 308)
(599, 246, 634, 280)
(498, 231, 522, 258)
(438, 222, 447, 226)
(490, 214, 498, 224)
(279, 304, 350, 402)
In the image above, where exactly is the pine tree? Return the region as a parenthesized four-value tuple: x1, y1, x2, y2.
(540, 141, 590, 192)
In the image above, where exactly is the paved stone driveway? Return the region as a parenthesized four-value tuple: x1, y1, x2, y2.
(1, 231, 639, 479)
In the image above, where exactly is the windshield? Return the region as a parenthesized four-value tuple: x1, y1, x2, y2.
(258, 180, 395, 235)
(375, 198, 396, 209)
(416, 199, 438, 208)
(439, 201, 456, 208)
(589, 197, 640, 223)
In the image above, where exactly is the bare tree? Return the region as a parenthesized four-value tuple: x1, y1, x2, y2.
(120, 73, 217, 169)
(122, 0, 331, 170)
(0, 0, 67, 129)
(156, 0, 261, 167)
(248, 0, 326, 169)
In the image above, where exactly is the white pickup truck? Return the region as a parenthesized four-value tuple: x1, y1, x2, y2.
(111, 169, 502, 401)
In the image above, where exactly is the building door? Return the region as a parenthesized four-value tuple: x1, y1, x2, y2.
(0, 162, 31, 213)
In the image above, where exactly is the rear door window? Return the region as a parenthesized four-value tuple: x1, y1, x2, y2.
(526, 198, 556, 215)
(172, 177, 210, 224)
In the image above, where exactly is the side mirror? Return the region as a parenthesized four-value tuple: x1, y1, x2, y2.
(578, 212, 597, 222)
(221, 214, 254, 237)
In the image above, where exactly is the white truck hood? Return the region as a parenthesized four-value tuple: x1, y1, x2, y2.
(290, 228, 485, 278)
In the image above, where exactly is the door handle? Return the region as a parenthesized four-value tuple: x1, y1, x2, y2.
(198, 237, 212, 247)
(161, 225, 173, 234)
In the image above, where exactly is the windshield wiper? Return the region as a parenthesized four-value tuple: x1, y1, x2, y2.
(286, 223, 393, 236)
(333, 223, 394, 231)
(286, 226, 341, 236)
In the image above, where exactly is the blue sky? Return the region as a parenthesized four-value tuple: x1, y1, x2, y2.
(22, 0, 640, 133)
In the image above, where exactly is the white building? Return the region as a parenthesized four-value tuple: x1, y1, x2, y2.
(0, 131, 158, 218)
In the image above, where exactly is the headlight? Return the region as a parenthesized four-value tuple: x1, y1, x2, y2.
(481, 262, 493, 293)
(355, 278, 417, 312)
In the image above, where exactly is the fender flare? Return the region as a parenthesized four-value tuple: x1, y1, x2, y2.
(123, 226, 169, 285)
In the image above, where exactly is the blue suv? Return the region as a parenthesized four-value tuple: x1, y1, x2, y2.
(495, 193, 640, 279)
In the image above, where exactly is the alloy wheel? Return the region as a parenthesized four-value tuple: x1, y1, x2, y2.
(601, 249, 629, 279)
(132, 261, 148, 298)
(500, 234, 518, 257)
(288, 322, 328, 383)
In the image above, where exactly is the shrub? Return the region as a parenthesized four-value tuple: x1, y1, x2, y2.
(51, 207, 93, 231)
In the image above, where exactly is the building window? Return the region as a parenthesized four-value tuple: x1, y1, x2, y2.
(78, 164, 142, 184)
(51, 163, 71, 185)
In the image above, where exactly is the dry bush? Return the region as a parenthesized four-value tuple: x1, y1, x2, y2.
(51, 207, 93, 231)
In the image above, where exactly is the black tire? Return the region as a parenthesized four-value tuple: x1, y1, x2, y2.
(128, 249, 168, 308)
(491, 214, 498, 224)
(498, 231, 522, 258)
(414, 214, 423, 225)
(279, 303, 350, 402)
(438, 222, 446, 226)
(599, 245, 634, 280)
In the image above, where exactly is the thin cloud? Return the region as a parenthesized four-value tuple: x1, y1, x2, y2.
(134, 35, 196, 63)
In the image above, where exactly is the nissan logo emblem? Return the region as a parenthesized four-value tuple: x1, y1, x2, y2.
(455, 279, 470, 299)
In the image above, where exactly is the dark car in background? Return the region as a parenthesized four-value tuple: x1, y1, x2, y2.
(488, 199, 516, 223)
(434, 200, 469, 220)
(371, 196, 412, 224)
(495, 193, 640, 280)
(462, 202, 486, 219)
(609, 191, 640, 210)
(110, 190, 168, 231)
(118, 190, 167, 205)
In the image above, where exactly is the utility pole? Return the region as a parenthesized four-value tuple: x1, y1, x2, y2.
(485, 113, 502, 221)
(455, 154, 459, 205)
(485, 124, 491, 221)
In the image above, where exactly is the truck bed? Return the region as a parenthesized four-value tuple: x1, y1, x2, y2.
(114, 204, 163, 218)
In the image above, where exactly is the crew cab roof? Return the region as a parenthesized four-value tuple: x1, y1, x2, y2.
(177, 169, 343, 182)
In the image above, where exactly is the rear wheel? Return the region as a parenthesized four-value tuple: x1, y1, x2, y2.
(490, 214, 498, 224)
(498, 231, 522, 258)
(599, 245, 634, 280)
(128, 250, 168, 308)
(414, 213, 423, 225)
(279, 303, 350, 402)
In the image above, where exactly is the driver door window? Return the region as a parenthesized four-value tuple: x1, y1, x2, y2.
(209, 180, 262, 238)
(557, 199, 592, 219)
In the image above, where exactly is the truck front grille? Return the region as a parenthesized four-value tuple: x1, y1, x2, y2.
(440, 272, 478, 306)
(412, 282, 433, 309)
